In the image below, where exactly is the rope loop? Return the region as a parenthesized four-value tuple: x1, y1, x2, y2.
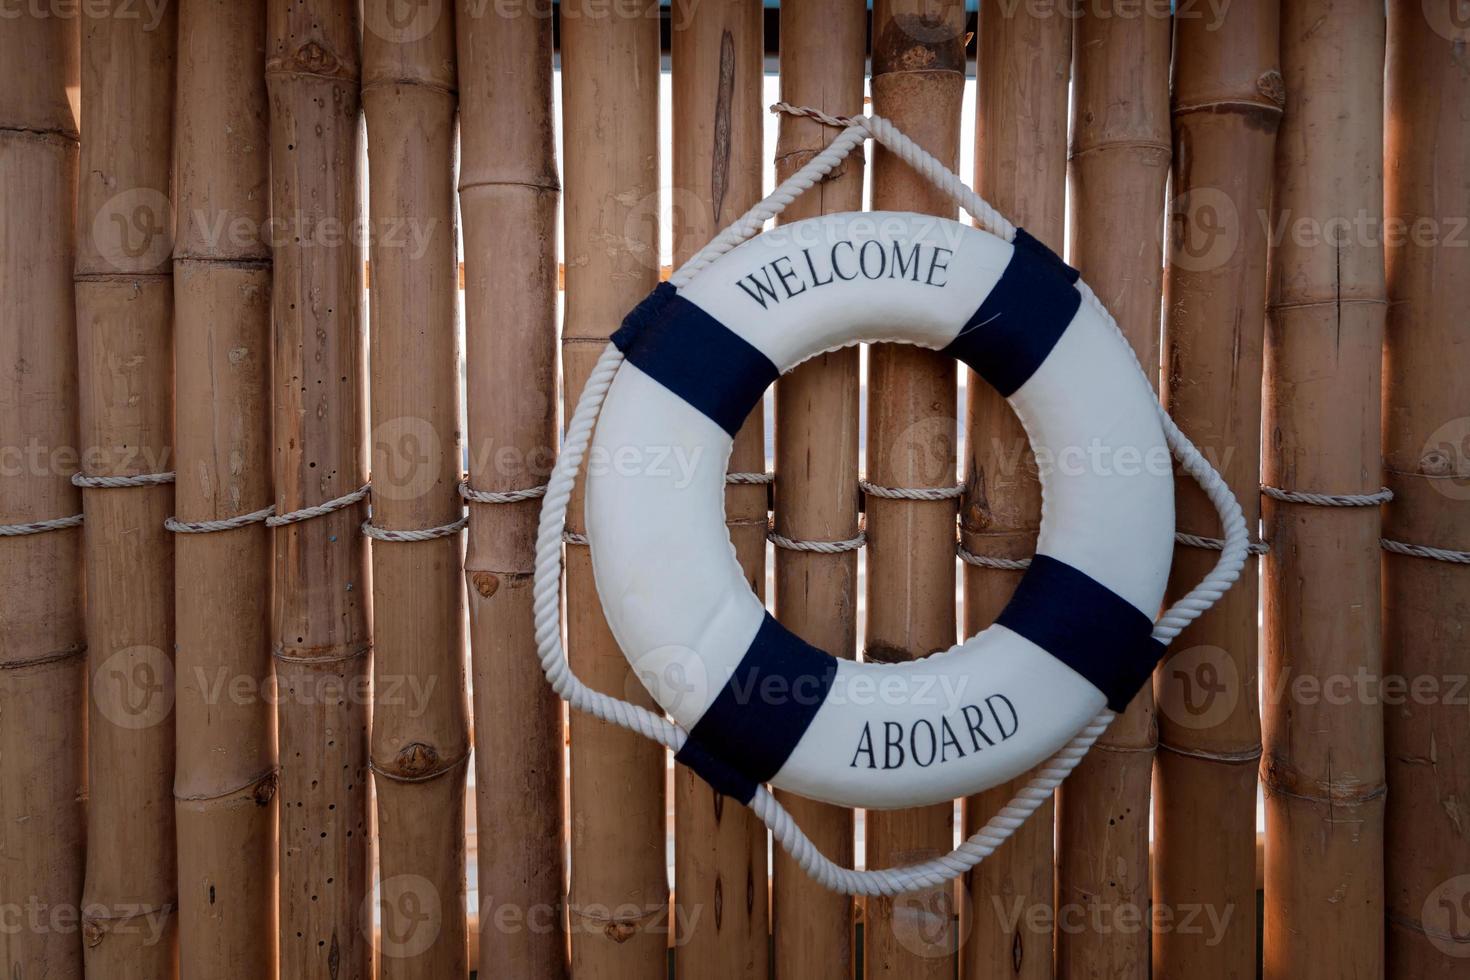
(529, 104, 1249, 896)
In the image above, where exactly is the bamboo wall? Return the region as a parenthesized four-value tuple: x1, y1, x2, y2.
(2, 3, 1468, 979)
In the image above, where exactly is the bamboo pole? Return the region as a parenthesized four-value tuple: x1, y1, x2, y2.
(669, 1, 769, 974)
(1262, 4, 1386, 978)
(74, 4, 179, 975)
(561, 6, 668, 976)
(362, 5, 468, 977)
(1153, 6, 1279, 979)
(960, 5, 1070, 977)
(171, 2, 276, 978)
(1057, 6, 1170, 978)
(1382, 3, 1467, 974)
(265, 3, 372, 976)
(455, 3, 566, 977)
(864, 1, 964, 975)
(0, 10, 83, 979)
(770, 0, 865, 974)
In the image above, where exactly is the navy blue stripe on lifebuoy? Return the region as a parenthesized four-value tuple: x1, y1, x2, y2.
(942, 228, 1082, 398)
(611, 282, 777, 439)
(674, 612, 838, 803)
(994, 554, 1163, 711)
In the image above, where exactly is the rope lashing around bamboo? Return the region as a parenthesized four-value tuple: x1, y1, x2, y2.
(166, 505, 276, 533)
(361, 515, 468, 542)
(0, 512, 84, 536)
(957, 531, 1270, 570)
(72, 470, 176, 488)
(1380, 537, 1470, 565)
(264, 483, 370, 527)
(1261, 483, 1394, 506)
(459, 482, 548, 504)
(767, 518, 867, 553)
(859, 479, 965, 500)
(1174, 531, 1271, 556)
(530, 104, 1250, 896)
(462, 471, 770, 505)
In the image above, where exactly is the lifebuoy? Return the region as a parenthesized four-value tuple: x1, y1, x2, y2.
(584, 210, 1174, 810)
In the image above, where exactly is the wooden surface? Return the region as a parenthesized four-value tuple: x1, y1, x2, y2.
(864, 0, 965, 976)
(561, 6, 669, 977)
(1154, 5, 1280, 980)
(456, 0, 568, 975)
(0, 9, 84, 978)
(74, 4, 180, 976)
(1262, 4, 1387, 979)
(670, 1, 771, 975)
(364, 3, 471, 977)
(1058, 6, 1171, 978)
(769, 1, 867, 975)
(172, 2, 277, 978)
(1382, 4, 1470, 974)
(265, 2, 372, 976)
(962, 4, 1071, 978)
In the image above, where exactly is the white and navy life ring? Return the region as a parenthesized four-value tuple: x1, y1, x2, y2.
(585, 211, 1173, 810)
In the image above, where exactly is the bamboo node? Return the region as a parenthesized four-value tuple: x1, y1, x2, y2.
(1261, 484, 1393, 507)
(0, 512, 83, 536)
(368, 748, 470, 784)
(272, 643, 372, 667)
(1257, 70, 1287, 108)
(0, 643, 86, 671)
(1157, 742, 1264, 764)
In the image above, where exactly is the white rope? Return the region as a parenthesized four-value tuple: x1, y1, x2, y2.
(0, 513, 84, 537)
(767, 522, 866, 553)
(72, 471, 175, 489)
(1174, 530, 1270, 557)
(166, 505, 275, 533)
(959, 531, 1266, 570)
(361, 515, 468, 542)
(860, 479, 964, 501)
(530, 106, 1249, 897)
(726, 471, 774, 485)
(1261, 484, 1393, 507)
(265, 484, 370, 527)
(563, 530, 590, 546)
(1381, 538, 1470, 565)
(460, 481, 548, 504)
(956, 544, 1032, 570)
